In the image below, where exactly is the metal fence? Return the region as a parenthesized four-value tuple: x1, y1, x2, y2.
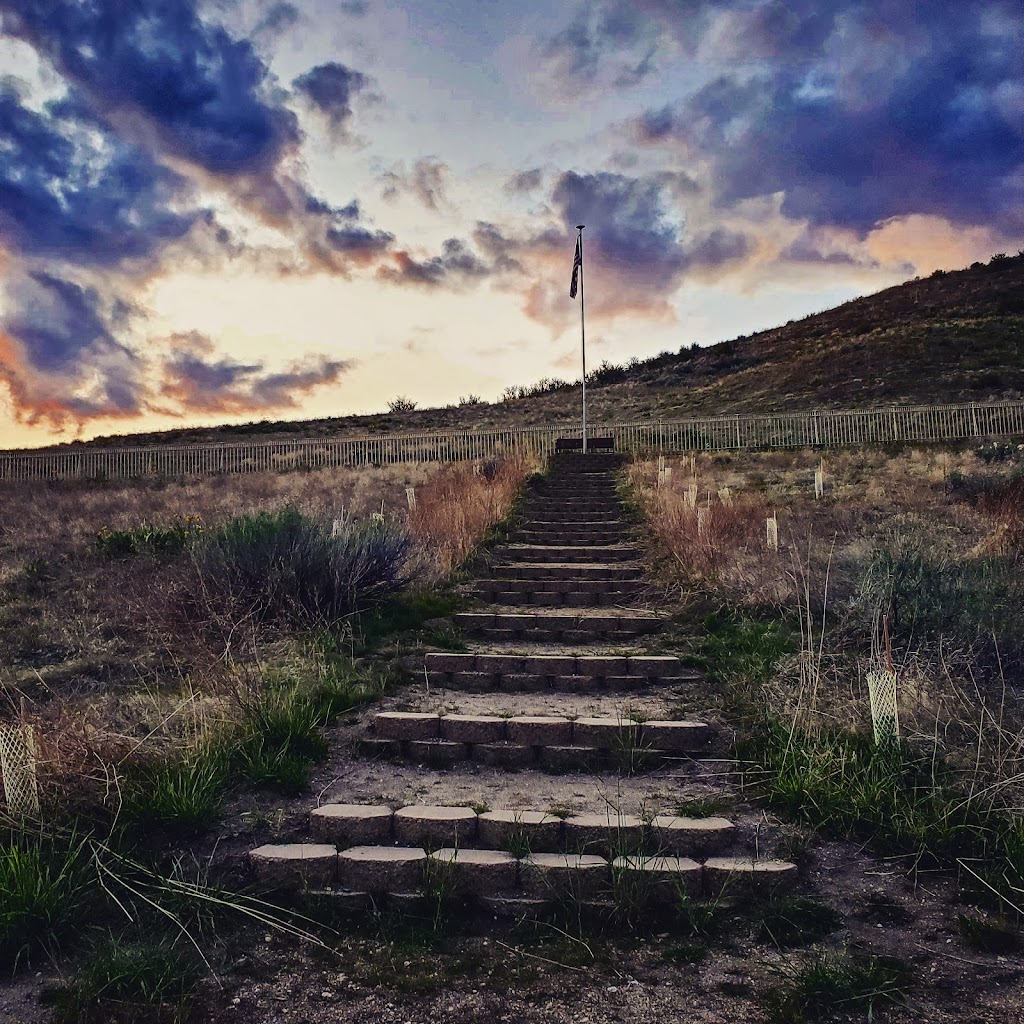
(2, 400, 1022, 484)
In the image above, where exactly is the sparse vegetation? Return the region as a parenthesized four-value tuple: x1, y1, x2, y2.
(4, 410, 1024, 1020)
(763, 952, 911, 1023)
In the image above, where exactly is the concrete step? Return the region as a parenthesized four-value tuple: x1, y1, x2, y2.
(249, 843, 797, 903)
(307, 803, 736, 857)
(454, 610, 664, 641)
(494, 563, 645, 581)
(468, 578, 643, 595)
(466, 581, 638, 602)
(422, 653, 695, 690)
(515, 537, 630, 551)
(366, 713, 711, 770)
(500, 545, 642, 564)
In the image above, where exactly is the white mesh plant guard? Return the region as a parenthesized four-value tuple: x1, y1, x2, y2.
(0, 723, 40, 817)
(867, 670, 900, 745)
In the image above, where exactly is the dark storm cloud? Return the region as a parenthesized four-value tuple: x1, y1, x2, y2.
(305, 197, 393, 260)
(0, 268, 146, 425)
(623, 1, 1024, 234)
(292, 61, 369, 138)
(0, 83, 201, 267)
(160, 340, 351, 413)
(377, 238, 490, 288)
(0, 0, 391, 429)
(0, 0, 301, 177)
(4, 270, 128, 374)
(550, 171, 686, 290)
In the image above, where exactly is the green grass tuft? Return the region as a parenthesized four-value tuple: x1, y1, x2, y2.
(763, 953, 911, 1023)
(0, 834, 92, 970)
(50, 935, 203, 1023)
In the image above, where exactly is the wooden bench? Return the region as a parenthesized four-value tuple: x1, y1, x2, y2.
(554, 437, 614, 452)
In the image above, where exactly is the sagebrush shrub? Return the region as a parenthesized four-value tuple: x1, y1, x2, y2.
(193, 506, 412, 628)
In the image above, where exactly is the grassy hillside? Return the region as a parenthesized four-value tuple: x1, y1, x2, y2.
(41, 252, 1024, 452)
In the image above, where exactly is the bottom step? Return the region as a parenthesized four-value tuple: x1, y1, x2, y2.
(250, 843, 797, 903)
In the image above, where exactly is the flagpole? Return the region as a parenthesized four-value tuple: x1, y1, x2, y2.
(577, 224, 587, 454)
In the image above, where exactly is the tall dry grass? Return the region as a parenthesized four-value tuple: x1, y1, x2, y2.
(408, 453, 538, 575)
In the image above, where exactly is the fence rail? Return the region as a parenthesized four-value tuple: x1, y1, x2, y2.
(2, 401, 1022, 483)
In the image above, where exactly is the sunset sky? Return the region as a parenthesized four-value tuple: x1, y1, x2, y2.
(1, 0, 1022, 449)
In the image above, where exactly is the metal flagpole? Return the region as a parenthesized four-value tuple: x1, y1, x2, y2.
(577, 225, 587, 454)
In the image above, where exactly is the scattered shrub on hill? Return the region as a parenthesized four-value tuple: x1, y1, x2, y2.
(996, 290, 1024, 314)
(500, 378, 572, 402)
(192, 507, 413, 629)
(386, 396, 417, 413)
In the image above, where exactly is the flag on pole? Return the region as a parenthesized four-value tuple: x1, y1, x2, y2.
(569, 235, 582, 298)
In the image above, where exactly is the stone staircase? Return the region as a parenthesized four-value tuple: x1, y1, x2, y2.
(249, 450, 796, 918)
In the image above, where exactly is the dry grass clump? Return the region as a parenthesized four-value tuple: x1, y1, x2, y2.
(629, 464, 769, 585)
(408, 453, 539, 575)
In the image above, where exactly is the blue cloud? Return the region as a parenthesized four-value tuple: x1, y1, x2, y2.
(0, 83, 200, 267)
(293, 61, 369, 137)
(1, 0, 300, 176)
(627, 1, 1024, 234)
(161, 337, 351, 412)
(377, 238, 490, 288)
(551, 171, 686, 290)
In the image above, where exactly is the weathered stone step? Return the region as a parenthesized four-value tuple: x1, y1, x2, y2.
(468, 578, 642, 596)
(250, 843, 797, 903)
(423, 652, 692, 686)
(454, 610, 664, 641)
(500, 545, 641, 563)
(495, 563, 644, 581)
(523, 515, 626, 527)
(526, 500, 622, 512)
(517, 530, 629, 546)
(532, 489, 618, 501)
(309, 803, 736, 857)
(468, 584, 641, 608)
(357, 737, 704, 772)
(372, 712, 708, 749)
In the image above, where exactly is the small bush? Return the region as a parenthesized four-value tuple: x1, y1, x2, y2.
(957, 913, 1020, 953)
(387, 396, 417, 413)
(234, 681, 335, 794)
(194, 507, 412, 628)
